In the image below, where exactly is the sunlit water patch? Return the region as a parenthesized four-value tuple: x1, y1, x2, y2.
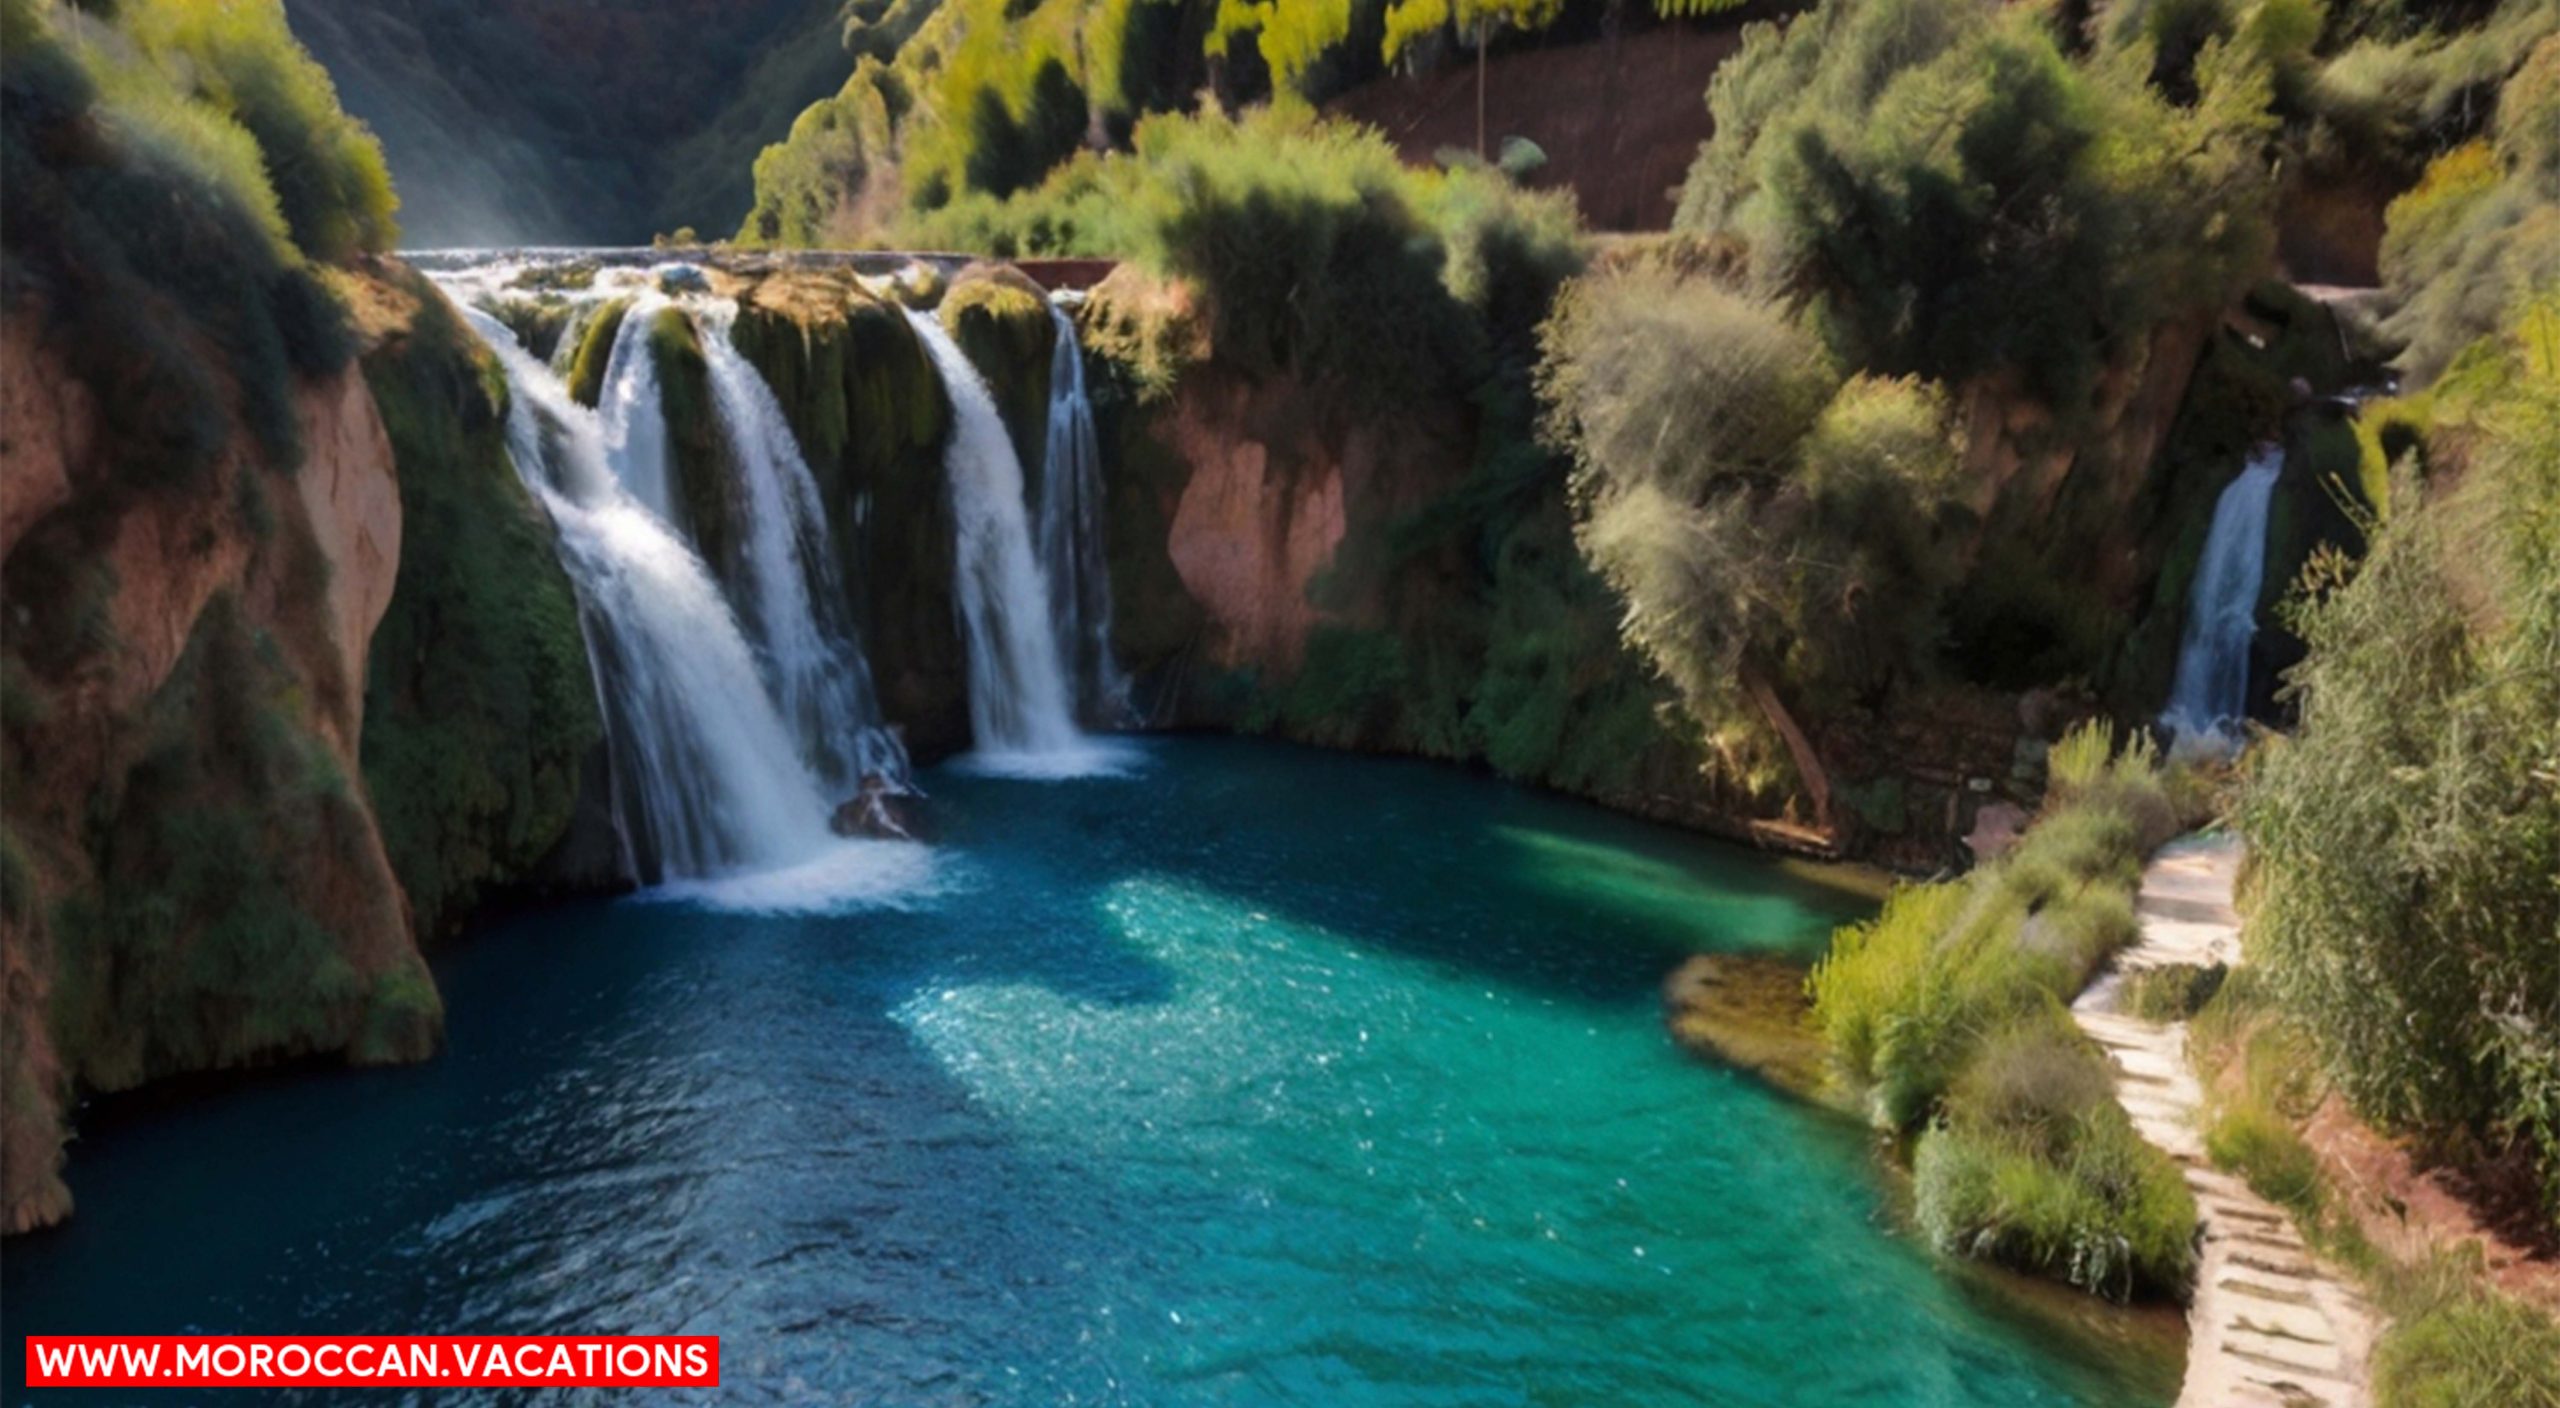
(3, 739, 2175, 1406)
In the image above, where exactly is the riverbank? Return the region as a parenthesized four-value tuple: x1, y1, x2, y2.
(2075, 836, 2376, 1408)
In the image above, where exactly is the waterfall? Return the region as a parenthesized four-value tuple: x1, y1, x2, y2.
(1038, 303, 1129, 722)
(903, 309, 1086, 762)
(2161, 444, 2283, 750)
(459, 306, 838, 881)
(693, 300, 911, 791)
(598, 295, 674, 523)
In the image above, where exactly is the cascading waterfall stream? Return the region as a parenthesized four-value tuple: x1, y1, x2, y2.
(459, 305, 838, 880)
(693, 299, 911, 791)
(903, 308, 1086, 760)
(598, 294, 675, 523)
(1038, 303, 1129, 722)
(2160, 443, 2283, 750)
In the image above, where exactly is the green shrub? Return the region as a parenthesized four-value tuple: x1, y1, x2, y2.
(113, 0, 399, 261)
(739, 57, 907, 246)
(1540, 265, 1969, 806)
(2373, 1252, 2560, 1408)
(2046, 719, 2117, 801)
(1914, 1016, 2199, 1301)
(2205, 1098, 2325, 1218)
(3, 0, 365, 491)
(2241, 298, 2560, 1210)
(2122, 962, 2227, 1022)
(1810, 732, 2179, 1131)
(2377, 36, 2560, 382)
(1679, 0, 2273, 411)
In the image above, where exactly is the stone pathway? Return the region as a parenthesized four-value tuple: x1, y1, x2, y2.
(2072, 835, 2377, 1408)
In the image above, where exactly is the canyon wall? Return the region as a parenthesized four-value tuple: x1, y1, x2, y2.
(1060, 264, 2234, 867)
(2, 293, 418, 1230)
(0, 271, 600, 1231)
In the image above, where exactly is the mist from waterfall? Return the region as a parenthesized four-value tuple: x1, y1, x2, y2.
(903, 308, 1099, 770)
(694, 299, 911, 792)
(2161, 444, 2283, 750)
(1039, 303, 1129, 723)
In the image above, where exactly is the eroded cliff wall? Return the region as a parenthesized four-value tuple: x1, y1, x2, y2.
(2, 288, 422, 1231)
(0, 270, 602, 1232)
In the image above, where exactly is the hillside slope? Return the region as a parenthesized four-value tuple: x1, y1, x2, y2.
(283, 0, 853, 245)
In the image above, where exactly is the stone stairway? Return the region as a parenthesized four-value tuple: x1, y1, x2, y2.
(2072, 836, 2376, 1408)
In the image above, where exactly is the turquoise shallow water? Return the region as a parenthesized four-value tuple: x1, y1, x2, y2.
(4, 738, 2175, 1405)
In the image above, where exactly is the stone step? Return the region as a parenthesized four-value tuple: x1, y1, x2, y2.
(2227, 1300, 2341, 1346)
(2225, 1329, 2346, 1378)
(2229, 1249, 2319, 1280)
(2239, 1372, 2343, 1407)
(2222, 1275, 2320, 1309)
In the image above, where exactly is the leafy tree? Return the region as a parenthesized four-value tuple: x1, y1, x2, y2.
(1676, 1, 2274, 412)
(1539, 266, 1963, 827)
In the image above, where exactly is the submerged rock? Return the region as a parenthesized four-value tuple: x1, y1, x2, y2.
(1663, 953, 1845, 1112)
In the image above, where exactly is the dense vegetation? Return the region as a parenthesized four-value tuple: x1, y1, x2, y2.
(0, 0, 388, 497)
(2233, 22, 2559, 1224)
(2242, 296, 2559, 1207)
(1810, 723, 2199, 1298)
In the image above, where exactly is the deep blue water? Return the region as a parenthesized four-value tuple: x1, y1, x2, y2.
(4, 739, 2175, 1404)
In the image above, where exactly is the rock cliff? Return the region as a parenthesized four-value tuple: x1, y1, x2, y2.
(2, 285, 420, 1231)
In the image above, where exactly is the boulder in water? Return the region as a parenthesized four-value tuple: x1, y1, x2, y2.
(831, 776, 926, 842)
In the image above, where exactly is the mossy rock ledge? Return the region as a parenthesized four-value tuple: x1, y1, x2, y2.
(939, 261, 1058, 488)
(729, 272, 970, 758)
(648, 307, 743, 590)
(359, 271, 610, 931)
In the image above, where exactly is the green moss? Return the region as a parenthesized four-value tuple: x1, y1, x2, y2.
(648, 306, 737, 580)
(562, 296, 634, 408)
(350, 961, 442, 1065)
(45, 593, 409, 1091)
(940, 264, 1057, 477)
(485, 295, 577, 364)
(359, 274, 602, 937)
(728, 277, 968, 752)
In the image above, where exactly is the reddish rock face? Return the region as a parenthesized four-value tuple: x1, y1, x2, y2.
(1325, 19, 1752, 232)
(1161, 383, 1350, 673)
(0, 306, 426, 1234)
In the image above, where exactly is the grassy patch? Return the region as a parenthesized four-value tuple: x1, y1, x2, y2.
(2373, 1251, 2560, 1408)
(1915, 1015, 2199, 1301)
(1807, 722, 2200, 1298)
(2121, 962, 2226, 1023)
